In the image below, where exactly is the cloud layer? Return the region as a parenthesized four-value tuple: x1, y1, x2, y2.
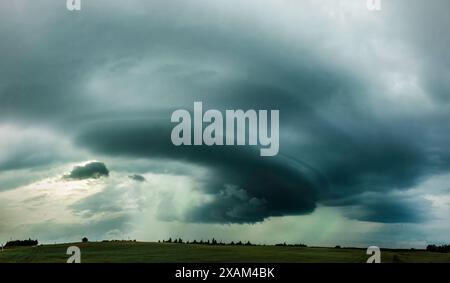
(1, 0, 450, 246)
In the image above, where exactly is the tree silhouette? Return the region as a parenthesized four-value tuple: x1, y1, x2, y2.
(5, 239, 38, 247)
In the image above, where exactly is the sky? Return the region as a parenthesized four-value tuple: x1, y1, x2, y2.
(0, 0, 450, 248)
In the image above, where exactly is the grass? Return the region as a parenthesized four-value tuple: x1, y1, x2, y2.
(0, 242, 449, 263)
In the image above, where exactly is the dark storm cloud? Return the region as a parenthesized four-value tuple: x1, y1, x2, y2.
(2, 0, 450, 225)
(76, 119, 324, 223)
(129, 174, 146, 182)
(64, 162, 109, 180)
(74, 114, 442, 224)
(67, 0, 450, 224)
(0, 0, 362, 126)
(325, 192, 431, 224)
(311, 126, 430, 198)
(348, 199, 428, 224)
(184, 185, 269, 223)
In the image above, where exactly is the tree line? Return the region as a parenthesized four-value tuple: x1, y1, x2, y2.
(159, 238, 307, 247)
(4, 239, 38, 247)
(426, 244, 450, 253)
(3, 237, 448, 252)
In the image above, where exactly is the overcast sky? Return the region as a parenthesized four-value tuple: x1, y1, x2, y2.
(1, 0, 450, 248)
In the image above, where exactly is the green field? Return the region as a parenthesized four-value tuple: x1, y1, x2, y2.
(0, 242, 449, 263)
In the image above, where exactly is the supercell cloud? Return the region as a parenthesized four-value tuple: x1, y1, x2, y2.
(0, 0, 450, 246)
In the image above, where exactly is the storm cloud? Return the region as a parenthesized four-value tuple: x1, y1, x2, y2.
(64, 162, 109, 180)
(129, 174, 146, 182)
(1, 0, 450, 246)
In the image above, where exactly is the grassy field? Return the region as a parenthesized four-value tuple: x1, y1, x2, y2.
(0, 242, 449, 263)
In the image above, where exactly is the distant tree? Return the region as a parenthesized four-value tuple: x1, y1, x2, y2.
(245, 241, 252, 246)
(335, 245, 341, 249)
(82, 237, 88, 243)
(426, 244, 450, 253)
(237, 241, 243, 246)
(5, 239, 38, 248)
(212, 238, 217, 245)
(193, 240, 198, 244)
(178, 238, 183, 244)
(167, 238, 172, 243)
(230, 241, 235, 245)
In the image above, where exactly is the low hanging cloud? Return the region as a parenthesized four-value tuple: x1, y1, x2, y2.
(76, 119, 326, 223)
(184, 185, 269, 223)
(129, 174, 146, 182)
(324, 191, 432, 224)
(64, 162, 110, 180)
